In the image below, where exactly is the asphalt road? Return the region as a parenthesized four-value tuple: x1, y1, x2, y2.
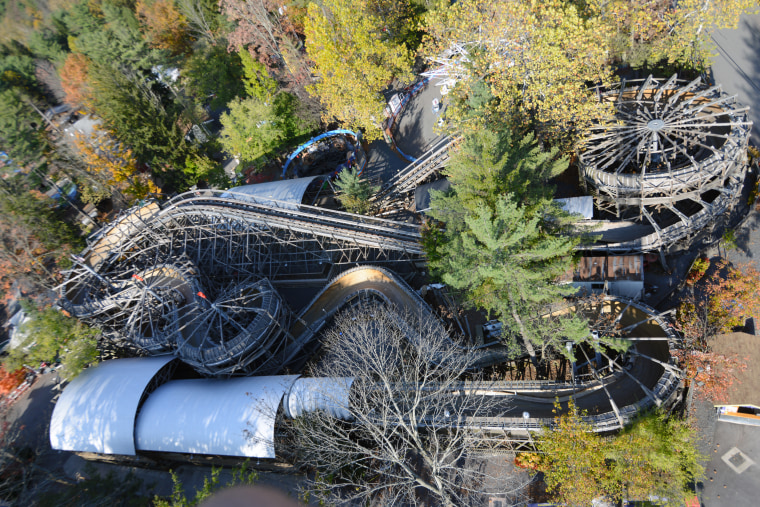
(4, 371, 61, 451)
(711, 13, 760, 147)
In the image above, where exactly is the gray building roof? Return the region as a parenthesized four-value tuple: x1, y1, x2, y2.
(224, 176, 327, 210)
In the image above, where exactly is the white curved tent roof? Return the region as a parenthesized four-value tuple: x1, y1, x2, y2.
(223, 176, 326, 211)
(50, 356, 175, 455)
(284, 377, 354, 420)
(135, 376, 298, 458)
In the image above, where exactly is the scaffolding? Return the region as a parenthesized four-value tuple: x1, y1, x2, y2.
(59, 193, 425, 375)
(579, 74, 752, 252)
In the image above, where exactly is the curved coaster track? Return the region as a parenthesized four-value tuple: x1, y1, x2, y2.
(579, 75, 751, 252)
(373, 74, 751, 254)
(59, 193, 681, 430)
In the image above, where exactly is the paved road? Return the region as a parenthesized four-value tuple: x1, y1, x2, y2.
(4, 372, 61, 449)
(711, 13, 760, 147)
(708, 13, 760, 272)
(699, 420, 760, 507)
(392, 82, 446, 159)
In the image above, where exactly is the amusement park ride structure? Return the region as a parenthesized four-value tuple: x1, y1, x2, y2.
(580, 75, 752, 254)
(52, 71, 751, 459)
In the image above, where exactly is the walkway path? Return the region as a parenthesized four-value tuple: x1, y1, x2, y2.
(392, 81, 447, 159)
(711, 13, 760, 147)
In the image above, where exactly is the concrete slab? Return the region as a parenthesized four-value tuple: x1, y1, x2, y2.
(700, 420, 760, 506)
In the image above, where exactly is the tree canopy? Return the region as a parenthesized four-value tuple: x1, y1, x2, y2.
(88, 64, 193, 189)
(590, 0, 758, 71)
(422, 0, 615, 145)
(5, 304, 99, 380)
(136, 0, 194, 56)
(220, 92, 314, 170)
(305, 0, 414, 139)
(425, 129, 590, 362)
(532, 401, 704, 506)
(334, 167, 378, 214)
(74, 127, 161, 203)
(220, 0, 311, 94)
(290, 302, 527, 506)
(183, 44, 244, 111)
(0, 89, 49, 166)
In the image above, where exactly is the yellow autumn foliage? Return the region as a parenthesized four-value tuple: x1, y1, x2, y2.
(74, 127, 160, 203)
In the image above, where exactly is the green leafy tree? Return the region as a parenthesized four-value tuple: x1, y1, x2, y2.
(305, 0, 413, 139)
(422, 0, 615, 146)
(334, 167, 378, 214)
(0, 187, 81, 296)
(0, 49, 41, 94)
(220, 92, 314, 170)
(534, 401, 704, 506)
(5, 305, 99, 380)
(177, 0, 226, 46)
(0, 186, 81, 252)
(239, 49, 277, 102)
(438, 128, 567, 212)
(426, 129, 593, 362)
(64, 1, 166, 72)
(89, 64, 192, 189)
(432, 194, 587, 361)
(183, 153, 228, 188)
(153, 465, 258, 507)
(0, 89, 48, 166)
(136, 0, 195, 56)
(26, 28, 68, 64)
(589, 0, 758, 72)
(183, 44, 244, 111)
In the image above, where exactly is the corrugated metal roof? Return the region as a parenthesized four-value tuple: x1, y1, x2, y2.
(224, 176, 326, 210)
(577, 256, 606, 282)
(575, 255, 643, 282)
(607, 255, 642, 281)
(49, 356, 175, 455)
(134, 376, 299, 458)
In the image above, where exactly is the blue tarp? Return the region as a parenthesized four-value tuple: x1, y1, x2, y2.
(282, 130, 360, 178)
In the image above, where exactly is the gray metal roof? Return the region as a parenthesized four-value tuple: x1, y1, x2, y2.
(134, 376, 299, 458)
(49, 356, 175, 455)
(224, 176, 326, 211)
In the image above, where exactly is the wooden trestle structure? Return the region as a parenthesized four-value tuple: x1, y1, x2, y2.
(579, 74, 752, 253)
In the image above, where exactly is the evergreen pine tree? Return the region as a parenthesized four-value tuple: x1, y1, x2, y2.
(334, 167, 378, 215)
(425, 128, 600, 363)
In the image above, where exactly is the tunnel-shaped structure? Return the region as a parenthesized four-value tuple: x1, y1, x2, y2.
(50, 296, 680, 461)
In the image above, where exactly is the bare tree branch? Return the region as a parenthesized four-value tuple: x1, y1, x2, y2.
(284, 301, 530, 506)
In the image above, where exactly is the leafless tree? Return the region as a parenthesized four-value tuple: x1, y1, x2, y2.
(176, 0, 219, 46)
(286, 301, 530, 506)
(0, 406, 75, 504)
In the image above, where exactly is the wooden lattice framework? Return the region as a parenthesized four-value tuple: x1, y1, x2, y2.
(579, 75, 752, 251)
(59, 194, 425, 376)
